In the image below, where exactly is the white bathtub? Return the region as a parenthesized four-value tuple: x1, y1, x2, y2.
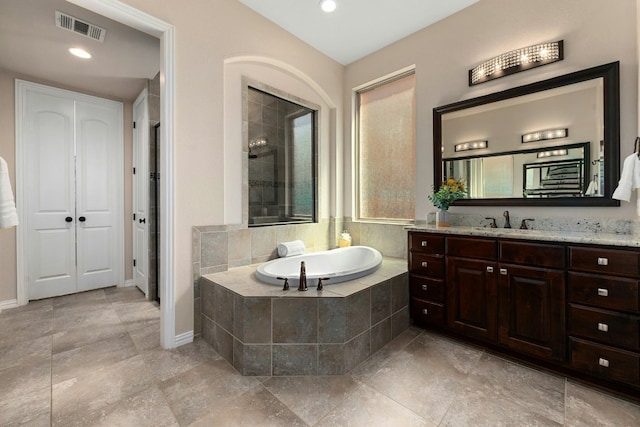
(255, 246, 383, 286)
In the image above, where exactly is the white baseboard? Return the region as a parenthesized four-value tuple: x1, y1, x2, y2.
(0, 299, 19, 314)
(174, 330, 194, 347)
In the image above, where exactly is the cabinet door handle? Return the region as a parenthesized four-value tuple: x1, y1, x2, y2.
(598, 357, 610, 368)
(422, 308, 428, 315)
(597, 257, 609, 266)
(597, 288, 609, 297)
(421, 261, 428, 268)
(421, 241, 428, 247)
(499, 268, 507, 275)
(598, 323, 609, 332)
(486, 266, 494, 273)
(421, 284, 428, 291)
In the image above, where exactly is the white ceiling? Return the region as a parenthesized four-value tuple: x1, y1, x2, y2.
(0, 0, 159, 100)
(239, 0, 480, 65)
(0, 0, 478, 101)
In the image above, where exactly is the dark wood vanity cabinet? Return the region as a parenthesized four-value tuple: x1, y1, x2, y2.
(567, 246, 640, 387)
(408, 230, 640, 394)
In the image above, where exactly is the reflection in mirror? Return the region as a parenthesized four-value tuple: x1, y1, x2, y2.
(433, 62, 619, 207)
(444, 142, 591, 198)
(248, 87, 316, 226)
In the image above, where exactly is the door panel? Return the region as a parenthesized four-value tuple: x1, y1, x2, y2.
(26, 90, 76, 300)
(76, 101, 120, 292)
(132, 91, 149, 295)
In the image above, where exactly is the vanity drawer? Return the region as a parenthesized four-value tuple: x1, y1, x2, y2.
(410, 276, 445, 303)
(409, 233, 445, 255)
(446, 236, 496, 260)
(410, 298, 445, 327)
(569, 304, 640, 350)
(570, 337, 640, 386)
(568, 272, 639, 313)
(569, 246, 640, 277)
(409, 254, 444, 278)
(499, 241, 565, 269)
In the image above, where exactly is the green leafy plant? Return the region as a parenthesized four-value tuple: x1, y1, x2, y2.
(428, 178, 467, 210)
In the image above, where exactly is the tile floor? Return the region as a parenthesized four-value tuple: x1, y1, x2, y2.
(1, 286, 639, 426)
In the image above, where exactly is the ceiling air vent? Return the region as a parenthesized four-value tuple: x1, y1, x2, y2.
(55, 11, 106, 42)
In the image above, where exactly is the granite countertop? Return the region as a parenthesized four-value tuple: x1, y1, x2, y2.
(408, 225, 640, 248)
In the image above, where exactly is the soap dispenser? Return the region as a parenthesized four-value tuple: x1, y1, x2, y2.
(339, 230, 352, 248)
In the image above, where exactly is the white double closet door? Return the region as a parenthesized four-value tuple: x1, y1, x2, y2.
(18, 81, 124, 300)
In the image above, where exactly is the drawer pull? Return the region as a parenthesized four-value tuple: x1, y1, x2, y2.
(500, 268, 507, 275)
(598, 357, 610, 368)
(421, 261, 428, 268)
(597, 323, 609, 332)
(597, 288, 609, 297)
(421, 241, 428, 247)
(421, 284, 428, 291)
(422, 308, 428, 315)
(597, 257, 609, 266)
(486, 266, 494, 273)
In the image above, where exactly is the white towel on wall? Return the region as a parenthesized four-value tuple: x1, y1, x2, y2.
(0, 156, 18, 229)
(277, 240, 306, 258)
(612, 153, 640, 216)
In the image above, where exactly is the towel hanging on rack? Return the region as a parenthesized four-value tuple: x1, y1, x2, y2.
(0, 156, 19, 229)
(612, 137, 640, 215)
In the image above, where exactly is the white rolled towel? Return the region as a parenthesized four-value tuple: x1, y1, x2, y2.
(277, 240, 305, 258)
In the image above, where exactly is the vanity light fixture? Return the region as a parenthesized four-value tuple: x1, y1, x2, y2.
(522, 128, 568, 143)
(469, 40, 563, 86)
(454, 140, 488, 152)
(537, 149, 568, 158)
(69, 47, 91, 59)
(319, 0, 337, 13)
(248, 137, 268, 158)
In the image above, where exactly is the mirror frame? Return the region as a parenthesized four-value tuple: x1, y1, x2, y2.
(433, 61, 620, 207)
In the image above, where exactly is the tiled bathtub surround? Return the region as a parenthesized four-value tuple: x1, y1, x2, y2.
(192, 218, 409, 336)
(200, 258, 409, 376)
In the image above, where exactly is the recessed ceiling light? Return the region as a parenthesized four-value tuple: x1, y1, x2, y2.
(319, 0, 337, 13)
(69, 47, 91, 59)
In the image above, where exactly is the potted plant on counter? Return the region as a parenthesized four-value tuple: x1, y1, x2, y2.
(428, 178, 467, 227)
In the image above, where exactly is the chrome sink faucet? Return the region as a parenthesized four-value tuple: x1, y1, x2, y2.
(503, 210, 511, 228)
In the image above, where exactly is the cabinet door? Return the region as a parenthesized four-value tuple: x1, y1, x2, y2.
(497, 264, 565, 361)
(446, 257, 497, 342)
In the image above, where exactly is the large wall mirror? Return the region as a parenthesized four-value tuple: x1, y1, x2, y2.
(433, 62, 620, 206)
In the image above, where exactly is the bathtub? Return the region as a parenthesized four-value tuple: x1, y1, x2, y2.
(256, 246, 383, 286)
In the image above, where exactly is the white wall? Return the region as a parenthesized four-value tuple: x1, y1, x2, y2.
(344, 0, 638, 222)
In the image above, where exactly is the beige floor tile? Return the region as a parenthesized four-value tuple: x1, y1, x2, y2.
(0, 317, 53, 347)
(52, 321, 128, 354)
(53, 385, 179, 427)
(128, 322, 161, 352)
(565, 381, 640, 426)
(52, 307, 122, 333)
(0, 361, 51, 403)
(364, 332, 483, 424)
(52, 355, 155, 424)
(349, 326, 422, 382)
(159, 358, 261, 426)
(455, 353, 566, 424)
(104, 286, 147, 304)
(141, 338, 219, 382)
(0, 335, 52, 371)
(189, 386, 307, 427)
(0, 384, 50, 427)
(52, 334, 138, 384)
(263, 375, 360, 425)
(315, 383, 432, 427)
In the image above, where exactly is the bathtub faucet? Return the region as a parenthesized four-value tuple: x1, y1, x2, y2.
(298, 261, 308, 291)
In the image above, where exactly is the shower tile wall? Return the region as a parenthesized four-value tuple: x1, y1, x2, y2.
(148, 72, 160, 302)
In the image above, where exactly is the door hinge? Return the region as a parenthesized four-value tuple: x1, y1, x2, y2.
(133, 259, 137, 267)
(133, 121, 136, 129)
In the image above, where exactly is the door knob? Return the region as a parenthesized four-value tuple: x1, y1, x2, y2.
(139, 218, 146, 224)
(78, 216, 86, 222)
(65, 216, 73, 222)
